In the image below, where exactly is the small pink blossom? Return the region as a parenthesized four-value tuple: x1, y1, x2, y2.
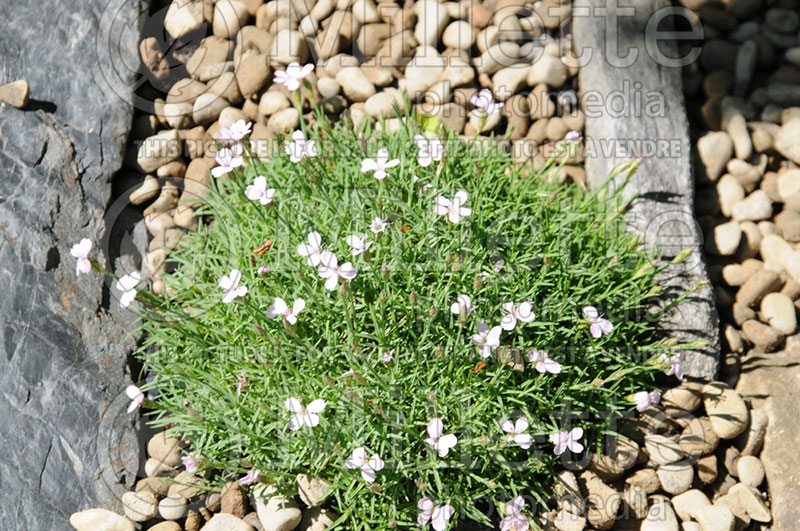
(285, 397, 327, 430)
(345, 447, 385, 483)
(634, 390, 661, 412)
(500, 496, 530, 531)
(424, 418, 458, 457)
(565, 130, 581, 143)
(501, 418, 532, 449)
(273, 62, 314, 91)
(660, 352, 685, 381)
(549, 427, 584, 455)
(245, 176, 275, 205)
(116, 272, 142, 308)
(211, 143, 244, 178)
(414, 134, 444, 167)
(317, 252, 357, 290)
(266, 297, 306, 325)
(526, 350, 562, 374)
(126, 385, 144, 413)
(182, 455, 197, 473)
(285, 130, 318, 163)
(434, 191, 471, 224)
(346, 234, 373, 256)
(239, 469, 259, 485)
(583, 306, 613, 338)
(381, 349, 395, 363)
(216, 119, 252, 144)
(369, 217, 388, 235)
(297, 231, 325, 266)
(500, 302, 535, 331)
(236, 371, 247, 396)
(449, 294, 472, 316)
(471, 321, 502, 358)
(218, 269, 248, 303)
(470, 88, 504, 114)
(70, 238, 93, 276)
(257, 266, 270, 275)
(361, 148, 400, 180)
(417, 498, 455, 531)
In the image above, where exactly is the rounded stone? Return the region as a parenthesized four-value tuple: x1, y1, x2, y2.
(69, 509, 135, 531)
(736, 455, 765, 487)
(121, 490, 158, 522)
(760, 292, 797, 335)
(671, 489, 711, 521)
(662, 382, 703, 412)
(657, 462, 694, 495)
(147, 431, 183, 467)
(644, 434, 685, 465)
(640, 500, 679, 531)
(158, 494, 187, 521)
(679, 417, 720, 456)
(702, 381, 750, 439)
(694, 505, 735, 531)
(442, 20, 475, 49)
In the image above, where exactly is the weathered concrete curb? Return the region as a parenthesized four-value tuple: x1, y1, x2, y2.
(574, 0, 720, 379)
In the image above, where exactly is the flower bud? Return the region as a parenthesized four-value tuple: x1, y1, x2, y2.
(296, 268, 304, 281)
(338, 282, 347, 299)
(445, 252, 453, 266)
(409, 291, 417, 306)
(381, 265, 390, 281)
(451, 255, 462, 272)
(473, 275, 483, 291)
(379, 291, 387, 305)
(429, 305, 438, 318)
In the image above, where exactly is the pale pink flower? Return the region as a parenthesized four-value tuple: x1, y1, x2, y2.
(285, 397, 327, 430)
(317, 251, 357, 290)
(434, 191, 471, 224)
(660, 352, 685, 381)
(245, 176, 275, 205)
(345, 447, 385, 483)
(369, 217, 388, 235)
(549, 427, 584, 455)
(239, 469, 259, 485)
(634, 390, 661, 412)
(274, 62, 314, 91)
(381, 349, 395, 363)
(500, 496, 529, 531)
(216, 119, 252, 144)
(182, 455, 197, 473)
(211, 143, 244, 177)
(526, 350, 562, 374)
(565, 130, 581, 143)
(470, 88, 504, 114)
(424, 418, 458, 457)
(70, 238, 93, 276)
(285, 130, 318, 163)
(297, 231, 325, 266)
(116, 272, 142, 308)
(346, 234, 373, 256)
(257, 266, 270, 275)
(414, 134, 444, 167)
(361, 148, 400, 180)
(126, 385, 144, 413)
(500, 302, 535, 331)
(449, 294, 472, 316)
(501, 418, 532, 449)
(218, 269, 248, 303)
(583, 306, 613, 338)
(417, 498, 455, 531)
(236, 371, 247, 396)
(266, 297, 306, 325)
(471, 321, 502, 358)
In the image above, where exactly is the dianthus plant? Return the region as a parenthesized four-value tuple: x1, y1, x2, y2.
(134, 112, 692, 529)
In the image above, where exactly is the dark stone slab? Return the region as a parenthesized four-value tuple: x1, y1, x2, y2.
(0, 0, 147, 528)
(574, 0, 720, 379)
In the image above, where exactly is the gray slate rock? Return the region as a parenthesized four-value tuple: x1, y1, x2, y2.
(574, 0, 720, 380)
(0, 0, 146, 528)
